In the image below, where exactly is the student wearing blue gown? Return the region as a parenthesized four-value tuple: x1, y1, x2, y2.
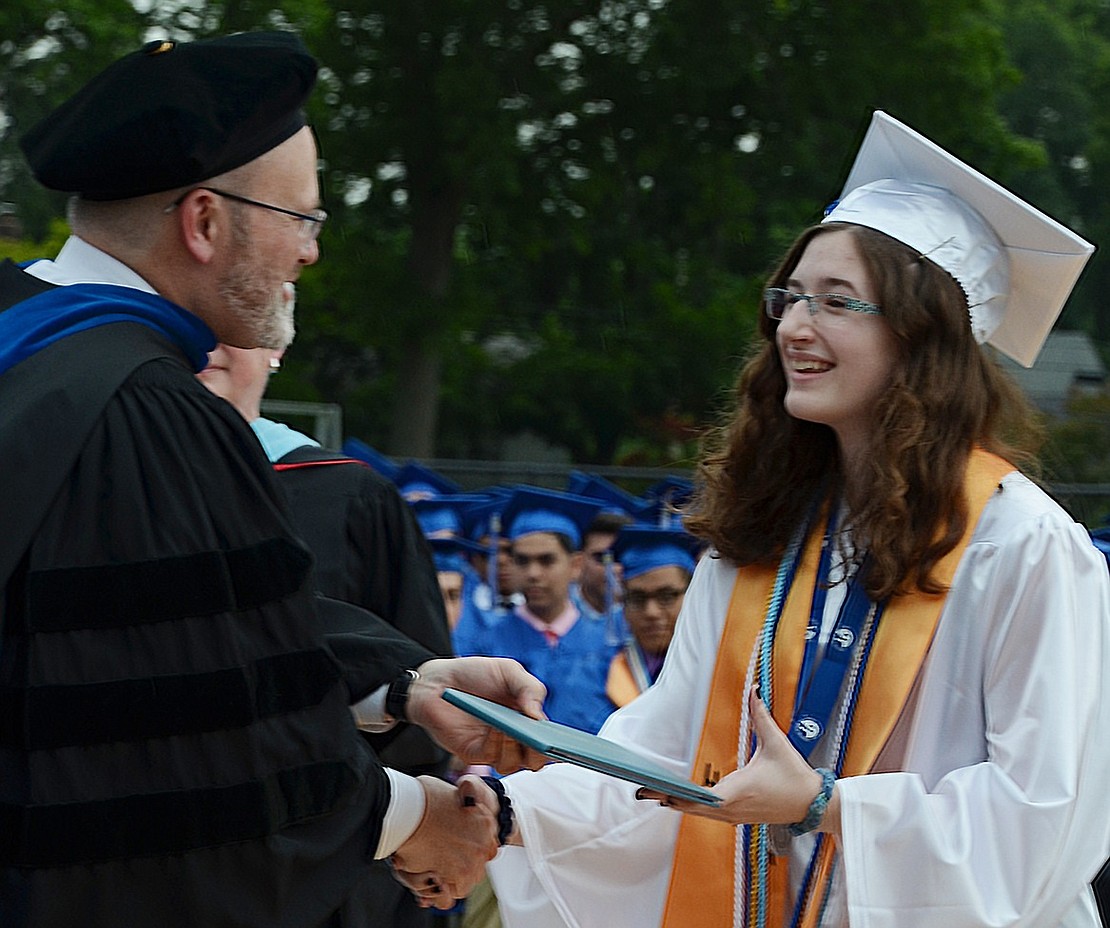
(409, 495, 491, 654)
(462, 487, 619, 736)
(570, 510, 633, 644)
(604, 524, 703, 708)
(453, 493, 520, 658)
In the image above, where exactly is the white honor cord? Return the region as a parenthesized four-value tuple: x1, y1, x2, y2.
(733, 632, 761, 928)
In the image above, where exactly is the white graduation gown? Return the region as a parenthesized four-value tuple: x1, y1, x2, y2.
(489, 473, 1110, 927)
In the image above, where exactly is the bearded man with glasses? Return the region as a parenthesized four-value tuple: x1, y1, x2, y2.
(0, 31, 546, 928)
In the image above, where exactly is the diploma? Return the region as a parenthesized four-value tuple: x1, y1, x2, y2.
(442, 688, 721, 805)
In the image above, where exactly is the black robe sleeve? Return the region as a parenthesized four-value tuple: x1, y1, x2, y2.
(315, 593, 435, 700)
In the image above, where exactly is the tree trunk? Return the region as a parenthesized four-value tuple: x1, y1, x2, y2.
(386, 166, 464, 458)
(387, 341, 443, 458)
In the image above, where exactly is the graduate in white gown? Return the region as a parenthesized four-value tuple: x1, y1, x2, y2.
(476, 112, 1110, 928)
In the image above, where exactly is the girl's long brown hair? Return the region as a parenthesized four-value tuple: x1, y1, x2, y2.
(684, 223, 1042, 601)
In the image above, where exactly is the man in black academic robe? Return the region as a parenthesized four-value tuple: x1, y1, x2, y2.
(0, 31, 543, 928)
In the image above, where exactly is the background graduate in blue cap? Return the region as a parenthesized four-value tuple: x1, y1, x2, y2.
(606, 525, 703, 708)
(565, 471, 644, 635)
(393, 460, 461, 502)
(426, 535, 486, 636)
(458, 492, 518, 611)
(462, 486, 620, 736)
(409, 494, 489, 638)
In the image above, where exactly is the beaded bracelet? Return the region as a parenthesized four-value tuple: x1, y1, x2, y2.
(480, 776, 515, 846)
(788, 767, 836, 837)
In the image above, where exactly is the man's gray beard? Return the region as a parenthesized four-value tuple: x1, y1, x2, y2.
(218, 266, 295, 350)
(265, 288, 296, 349)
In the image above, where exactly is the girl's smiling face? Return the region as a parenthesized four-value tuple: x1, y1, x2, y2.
(775, 228, 900, 464)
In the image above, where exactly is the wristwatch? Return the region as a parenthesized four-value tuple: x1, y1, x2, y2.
(385, 668, 420, 723)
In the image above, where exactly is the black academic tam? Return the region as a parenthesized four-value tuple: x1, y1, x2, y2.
(20, 31, 318, 200)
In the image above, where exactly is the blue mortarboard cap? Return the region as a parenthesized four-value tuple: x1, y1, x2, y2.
(638, 475, 695, 529)
(342, 437, 399, 481)
(432, 550, 469, 575)
(460, 494, 510, 543)
(566, 471, 644, 518)
(393, 462, 460, 501)
(611, 525, 702, 580)
(428, 535, 486, 573)
(410, 494, 489, 538)
(645, 475, 695, 507)
(565, 470, 595, 495)
(636, 496, 687, 530)
(501, 487, 606, 549)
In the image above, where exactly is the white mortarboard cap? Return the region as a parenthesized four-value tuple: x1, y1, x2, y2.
(822, 111, 1094, 367)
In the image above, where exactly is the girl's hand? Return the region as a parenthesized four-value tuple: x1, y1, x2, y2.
(636, 687, 835, 832)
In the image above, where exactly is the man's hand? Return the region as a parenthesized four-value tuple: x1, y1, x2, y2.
(388, 775, 500, 908)
(406, 657, 548, 771)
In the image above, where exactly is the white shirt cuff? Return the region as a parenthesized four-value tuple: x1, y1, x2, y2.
(351, 683, 397, 732)
(374, 769, 427, 859)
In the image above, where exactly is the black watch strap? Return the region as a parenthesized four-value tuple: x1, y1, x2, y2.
(385, 668, 420, 723)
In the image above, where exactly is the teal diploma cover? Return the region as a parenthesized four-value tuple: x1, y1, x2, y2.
(442, 688, 721, 805)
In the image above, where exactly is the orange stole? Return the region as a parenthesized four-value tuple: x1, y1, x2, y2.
(661, 450, 1013, 928)
(606, 651, 642, 708)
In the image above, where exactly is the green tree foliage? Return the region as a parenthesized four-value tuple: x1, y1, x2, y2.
(4, 0, 1110, 474)
(420, 0, 1032, 463)
(297, 1, 582, 456)
(996, 0, 1110, 341)
(290, 0, 1040, 463)
(0, 1, 146, 238)
(1042, 393, 1110, 524)
(1045, 394, 1110, 483)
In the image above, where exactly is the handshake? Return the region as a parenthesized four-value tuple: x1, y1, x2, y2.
(368, 656, 546, 908)
(390, 772, 515, 908)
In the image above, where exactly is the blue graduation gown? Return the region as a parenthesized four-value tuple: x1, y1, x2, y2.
(465, 609, 619, 735)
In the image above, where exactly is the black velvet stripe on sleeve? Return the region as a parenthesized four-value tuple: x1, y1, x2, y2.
(22, 537, 312, 633)
(0, 648, 341, 749)
(0, 759, 358, 868)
